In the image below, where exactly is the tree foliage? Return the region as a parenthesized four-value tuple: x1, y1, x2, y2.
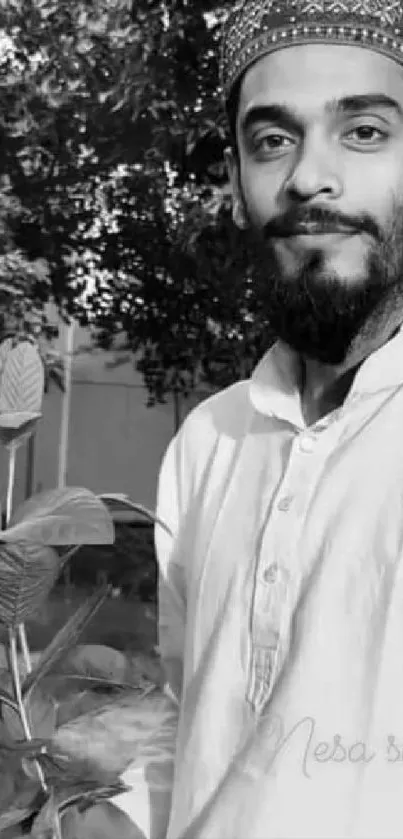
(0, 0, 276, 404)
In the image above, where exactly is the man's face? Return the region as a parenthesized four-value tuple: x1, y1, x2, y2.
(227, 44, 403, 363)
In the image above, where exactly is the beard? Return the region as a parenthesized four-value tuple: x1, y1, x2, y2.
(244, 202, 403, 365)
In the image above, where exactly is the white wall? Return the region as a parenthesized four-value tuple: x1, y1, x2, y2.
(28, 316, 211, 511)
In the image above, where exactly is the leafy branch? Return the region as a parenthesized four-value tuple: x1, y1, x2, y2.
(0, 333, 160, 836)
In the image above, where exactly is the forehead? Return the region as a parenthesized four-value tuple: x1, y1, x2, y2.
(238, 44, 403, 119)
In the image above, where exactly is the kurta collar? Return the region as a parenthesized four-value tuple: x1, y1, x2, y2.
(250, 325, 403, 427)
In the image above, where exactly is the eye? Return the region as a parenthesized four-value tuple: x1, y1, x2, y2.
(345, 124, 388, 145)
(252, 133, 294, 154)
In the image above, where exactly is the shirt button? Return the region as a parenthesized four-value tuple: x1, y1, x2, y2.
(299, 434, 316, 454)
(263, 563, 279, 584)
(278, 496, 293, 511)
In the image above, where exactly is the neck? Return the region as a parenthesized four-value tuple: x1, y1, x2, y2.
(300, 308, 403, 426)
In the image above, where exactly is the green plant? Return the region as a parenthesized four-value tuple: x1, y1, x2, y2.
(0, 338, 168, 837)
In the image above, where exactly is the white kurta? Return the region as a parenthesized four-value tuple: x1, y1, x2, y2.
(115, 328, 403, 839)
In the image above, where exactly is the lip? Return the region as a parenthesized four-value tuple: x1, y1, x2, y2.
(286, 226, 357, 237)
(277, 228, 359, 247)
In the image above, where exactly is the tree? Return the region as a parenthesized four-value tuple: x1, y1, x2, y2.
(0, 0, 276, 405)
(85, 0, 276, 402)
(0, 0, 146, 320)
(0, 177, 50, 331)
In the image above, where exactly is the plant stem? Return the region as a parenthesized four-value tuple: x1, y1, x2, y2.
(53, 813, 63, 839)
(5, 442, 16, 526)
(6, 443, 34, 676)
(18, 622, 32, 674)
(61, 544, 81, 566)
(8, 627, 48, 793)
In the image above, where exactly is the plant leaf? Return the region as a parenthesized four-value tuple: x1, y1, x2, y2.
(0, 736, 48, 758)
(0, 714, 48, 759)
(51, 685, 171, 776)
(0, 411, 41, 446)
(3, 686, 57, 742)
(3, 487, 115, 546)
(0, 341, 44, 414)
(55, 690, 98, 727)
(55, 644, 129, 682)
(59, 806, 82, 839)
(22, 584, 111, 698)
(30, 791, 60, 839)
(0, 780, 43, 831)
(60, 801, 146, 839)
(37, 741, 128, 790)
(54, 685, 133, 730)
(57, 780, 130, 814)
(0, 541, 61, 626)
(52, 674, 132, 691)
(0, 684, 18, 712)
(0, 337, 13, 384)
(99, 493, 172, 536)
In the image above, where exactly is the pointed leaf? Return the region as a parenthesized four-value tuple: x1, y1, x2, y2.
(0, 541, 61, 626)
(0, 337, 13, 381)
(0, 342, 44, 414)
(23, 585, 111, 698)
(0, 342, 44, 413)
(3, 487, 114, 546)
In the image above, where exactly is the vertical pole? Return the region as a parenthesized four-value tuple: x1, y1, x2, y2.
(25, 432, 35, 499)
(58, 321, 75, 597)
(58, 321, 75, 489)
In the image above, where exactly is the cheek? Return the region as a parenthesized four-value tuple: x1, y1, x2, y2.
(345, 156, 403, 228)
(240, 164, 281, 227)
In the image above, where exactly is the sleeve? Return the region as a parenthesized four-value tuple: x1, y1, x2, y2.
(112, 432, 187, 839)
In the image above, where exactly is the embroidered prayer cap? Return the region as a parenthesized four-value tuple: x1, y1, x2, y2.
(220, 1, 403, 101)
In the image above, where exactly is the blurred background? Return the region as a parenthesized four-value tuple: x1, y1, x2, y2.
(0, 0, 276, 663)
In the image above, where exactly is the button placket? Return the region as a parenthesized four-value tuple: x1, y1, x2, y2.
(247, 434, 320, 712)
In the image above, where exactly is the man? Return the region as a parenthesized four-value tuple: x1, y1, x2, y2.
(115, 2, 403, 837)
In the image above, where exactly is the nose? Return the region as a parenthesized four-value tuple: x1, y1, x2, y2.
(284, 135, 343, 203)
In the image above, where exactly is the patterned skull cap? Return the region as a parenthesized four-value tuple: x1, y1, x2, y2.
(220, 1, 403, 101)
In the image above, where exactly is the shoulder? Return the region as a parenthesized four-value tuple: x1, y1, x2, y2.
(180, 379, 252, 450)
(157, 380, 253, 516)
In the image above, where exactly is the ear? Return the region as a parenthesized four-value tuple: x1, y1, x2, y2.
(224, 147, 248, 230)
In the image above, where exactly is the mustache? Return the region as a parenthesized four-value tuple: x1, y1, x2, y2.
(262, 207, 381, 240)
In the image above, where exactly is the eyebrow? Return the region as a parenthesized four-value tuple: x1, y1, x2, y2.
(240, 94, 403, 135)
